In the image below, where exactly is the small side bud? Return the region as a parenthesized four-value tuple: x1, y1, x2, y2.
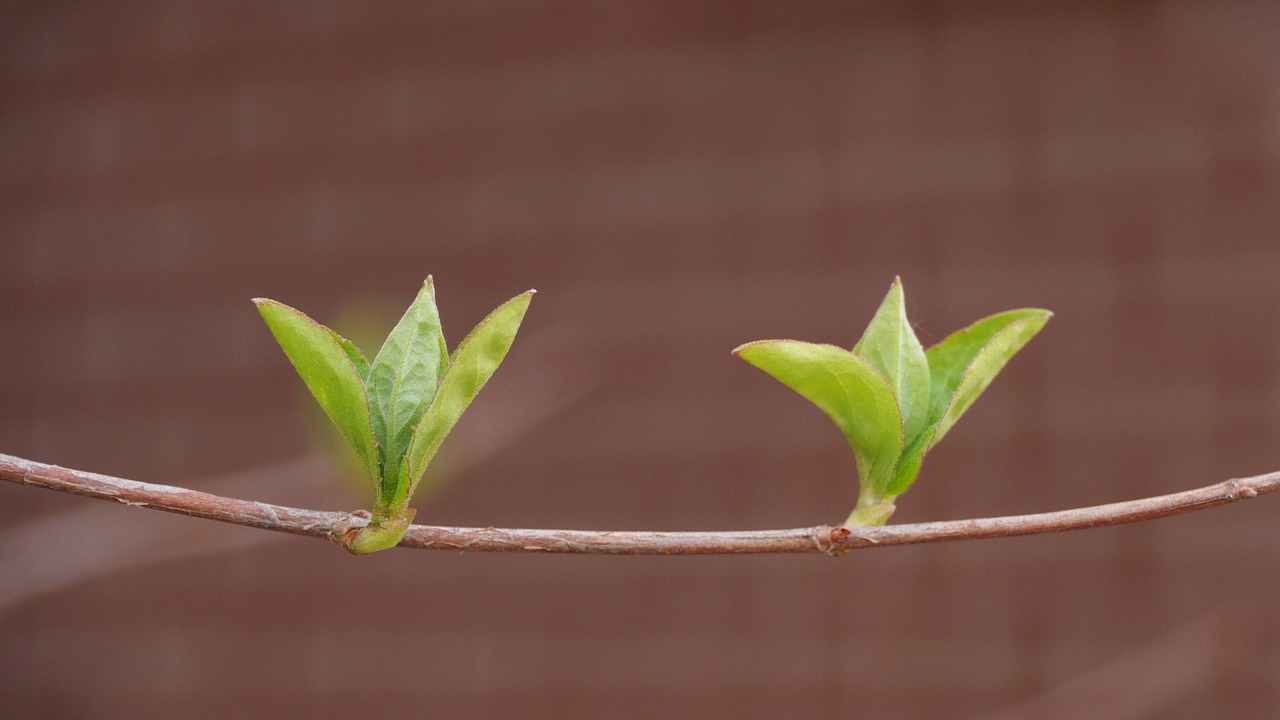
(342, 508, 416, 555)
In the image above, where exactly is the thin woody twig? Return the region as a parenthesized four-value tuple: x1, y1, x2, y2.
(1, 452, 1276, 556)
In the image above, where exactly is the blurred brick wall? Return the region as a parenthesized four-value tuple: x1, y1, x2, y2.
(3, 1, 1280, 718)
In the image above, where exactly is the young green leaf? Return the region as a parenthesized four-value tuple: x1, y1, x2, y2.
(366, 277, 450, 502)
(254, 299, 380, 483)
(402, 290, 535, 501)
(924, 310, 1044, 429)
(927, 309, 1052, 448)
(735, 281, 1050, 528)
(734, 340, 904, 498)
(326, 328, 371, 381)
(884, 429, 931, 498)
(852, 277, 930, 445)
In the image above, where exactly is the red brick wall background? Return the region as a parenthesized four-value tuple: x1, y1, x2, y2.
(3, 1, 1280, 717)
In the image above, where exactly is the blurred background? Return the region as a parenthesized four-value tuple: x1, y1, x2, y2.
(2, 1, 1280, 718)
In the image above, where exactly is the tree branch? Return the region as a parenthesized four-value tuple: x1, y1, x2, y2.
(2, 452, 1276, 556)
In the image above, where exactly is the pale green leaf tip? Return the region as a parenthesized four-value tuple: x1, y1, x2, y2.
(730, 339, 789, 356)
(252, 298, 292, 316)
(501, 288, 537, 304)
(886, 276, 904, 298)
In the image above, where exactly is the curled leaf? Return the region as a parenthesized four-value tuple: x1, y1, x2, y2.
(734, 340, 904, 499)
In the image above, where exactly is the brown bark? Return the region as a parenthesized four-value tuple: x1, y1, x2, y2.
(1, 453, 1275, 556)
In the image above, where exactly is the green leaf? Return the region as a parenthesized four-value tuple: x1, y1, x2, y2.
(254, 299, 380, 483)
(927, 309, 1052, 448)
(402, 290, 535, 503)
(326, 328, 370, 381)
(734, 340, 904, 498)
(852, 277, 930, 445)
(924, 309, 1047, 431)
(366, 278, 450, 503)
(885, 427, 932, 498)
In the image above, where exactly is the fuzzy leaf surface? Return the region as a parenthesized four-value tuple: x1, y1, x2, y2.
(403, 290, 534, 503)
(853, 278, 930, 445)
(735, 340, 904, 498)
(254, 299, 379, 482)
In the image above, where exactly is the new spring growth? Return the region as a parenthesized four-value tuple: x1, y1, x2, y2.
(735, 278, 1050, 528)
(255, 278, 534, 554)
